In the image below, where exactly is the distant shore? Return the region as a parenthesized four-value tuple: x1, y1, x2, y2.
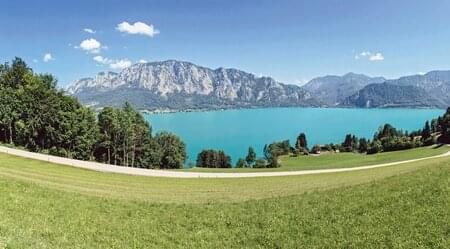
(139, 105, 443, 115)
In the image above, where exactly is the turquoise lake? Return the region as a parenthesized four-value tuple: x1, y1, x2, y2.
(144, 108, 444, 165)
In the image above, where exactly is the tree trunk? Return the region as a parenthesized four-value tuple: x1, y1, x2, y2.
(8, 122, 12, 144)
(107, 147, 111, 164)
(131, 143, 135, 167)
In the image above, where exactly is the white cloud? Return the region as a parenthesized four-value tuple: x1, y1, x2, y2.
(116, 21, 159, 37)
(369, 53, 384, 61)
(32, 59, 38, 63)
(93, 56, 132, 70)
(83, 28, 96, 34)
(43, 53, 54, 62)
(110, 59, 132, 70)
(78, 38, 102, 53)
(355, 51, 384, 61)
(93, 56, 112, 64)
(138, 59, 148, 63)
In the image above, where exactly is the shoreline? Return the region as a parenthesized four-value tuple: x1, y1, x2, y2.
(140, 105, 445, 115)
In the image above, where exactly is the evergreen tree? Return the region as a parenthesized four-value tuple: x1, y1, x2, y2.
(295, 133, 308, 151)
(245, 146, 256, 166)
(358, 138, 368, 153)
(421, 120, 431, 141)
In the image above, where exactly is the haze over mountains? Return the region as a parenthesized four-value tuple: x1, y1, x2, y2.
(67, 60, 450, 110)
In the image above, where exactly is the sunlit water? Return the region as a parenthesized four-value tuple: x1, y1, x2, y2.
(144, 108, 444, 165)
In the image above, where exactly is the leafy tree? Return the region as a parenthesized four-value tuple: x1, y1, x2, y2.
(430, 119, 438, 133)
(437, 107, 450, 143)
(196, 149, 231, 168)
(0, 87, 19, 144)
(245, 146, 256, 166)
(342, 134, 358, 152)
(235, 158, 247, 168)
(367, 140, 383, 154)
(374, 124, 403, 140)
(358, 138, 368, 153)
(154, 131, 186, 169)
(295, 133, 308, 151)
(263, 140, 289, 168)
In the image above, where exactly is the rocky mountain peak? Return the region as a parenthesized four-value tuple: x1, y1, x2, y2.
(66, 60, 321, 110)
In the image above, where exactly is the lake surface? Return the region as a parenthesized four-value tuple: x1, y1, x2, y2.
(144, 108, 444, 165)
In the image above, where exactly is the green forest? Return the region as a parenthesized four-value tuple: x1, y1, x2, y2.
(0, 58, 186, 169)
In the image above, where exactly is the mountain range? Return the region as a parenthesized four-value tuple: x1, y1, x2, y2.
(67, 60, 450, 110)
(67, 60, 320, 110)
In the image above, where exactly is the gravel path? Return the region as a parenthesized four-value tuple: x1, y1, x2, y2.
(1, 145, 449, 178)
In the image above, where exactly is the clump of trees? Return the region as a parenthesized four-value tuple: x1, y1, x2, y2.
(196, 149, 231, 168)
(236, 146, 257, 168)
(370, 124, 421, 153)
(0, 58, 186, 169)
(434, 107, 450, 143)
(263, 140, 291, 167)
(341, 134, 358, 152)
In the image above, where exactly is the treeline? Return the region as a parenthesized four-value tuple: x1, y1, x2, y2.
(196, 149, 231, 168)
(195, 108, 450, 169)
(0, 58, 186, 169)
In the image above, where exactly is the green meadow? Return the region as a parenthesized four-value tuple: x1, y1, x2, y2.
(182, 145, 448, 172)
(0, 150, 449, 248)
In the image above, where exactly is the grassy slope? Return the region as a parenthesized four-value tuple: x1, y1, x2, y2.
(0, 153, 449, 248)
(182, 145, 448, 172)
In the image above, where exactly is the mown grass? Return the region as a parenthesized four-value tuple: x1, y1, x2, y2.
(0, 151, 446, 203)
(0, 152, 449, 248)
(181, 145, 448, 172)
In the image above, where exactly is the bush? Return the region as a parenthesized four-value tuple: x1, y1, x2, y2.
(422, 136, 436, 146)
(324, 144, 333, 152)
(49, 147, 67, 157)
(367, 140, 383, 155)
(311, 144, 321, 154)
(254, 159, 268, 168)
(235, 158, 247, 168)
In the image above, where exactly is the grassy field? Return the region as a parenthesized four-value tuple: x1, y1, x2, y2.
(0, 152, 449, 248)
(181, 145, 448, 172)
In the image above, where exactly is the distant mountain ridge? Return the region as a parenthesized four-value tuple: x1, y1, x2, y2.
(385, 70, 450, 104)
(341, 71, 450, 108)
(340, 83, 446, 108)
(302, 73, 386, 105)
(67, 60, 321, 110)
(67, 60, 450, 110)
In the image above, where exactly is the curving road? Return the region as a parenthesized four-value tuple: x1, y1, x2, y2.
(0, 145, 449, 178)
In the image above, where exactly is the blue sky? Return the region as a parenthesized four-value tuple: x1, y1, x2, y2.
(1, 0, 450, 87)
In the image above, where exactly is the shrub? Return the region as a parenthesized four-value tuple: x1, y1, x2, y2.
(235, 158, 247, 168)
(367, 140, 383, 154)
(311, 144, 321, 154)
(254, 159, 268, 168)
